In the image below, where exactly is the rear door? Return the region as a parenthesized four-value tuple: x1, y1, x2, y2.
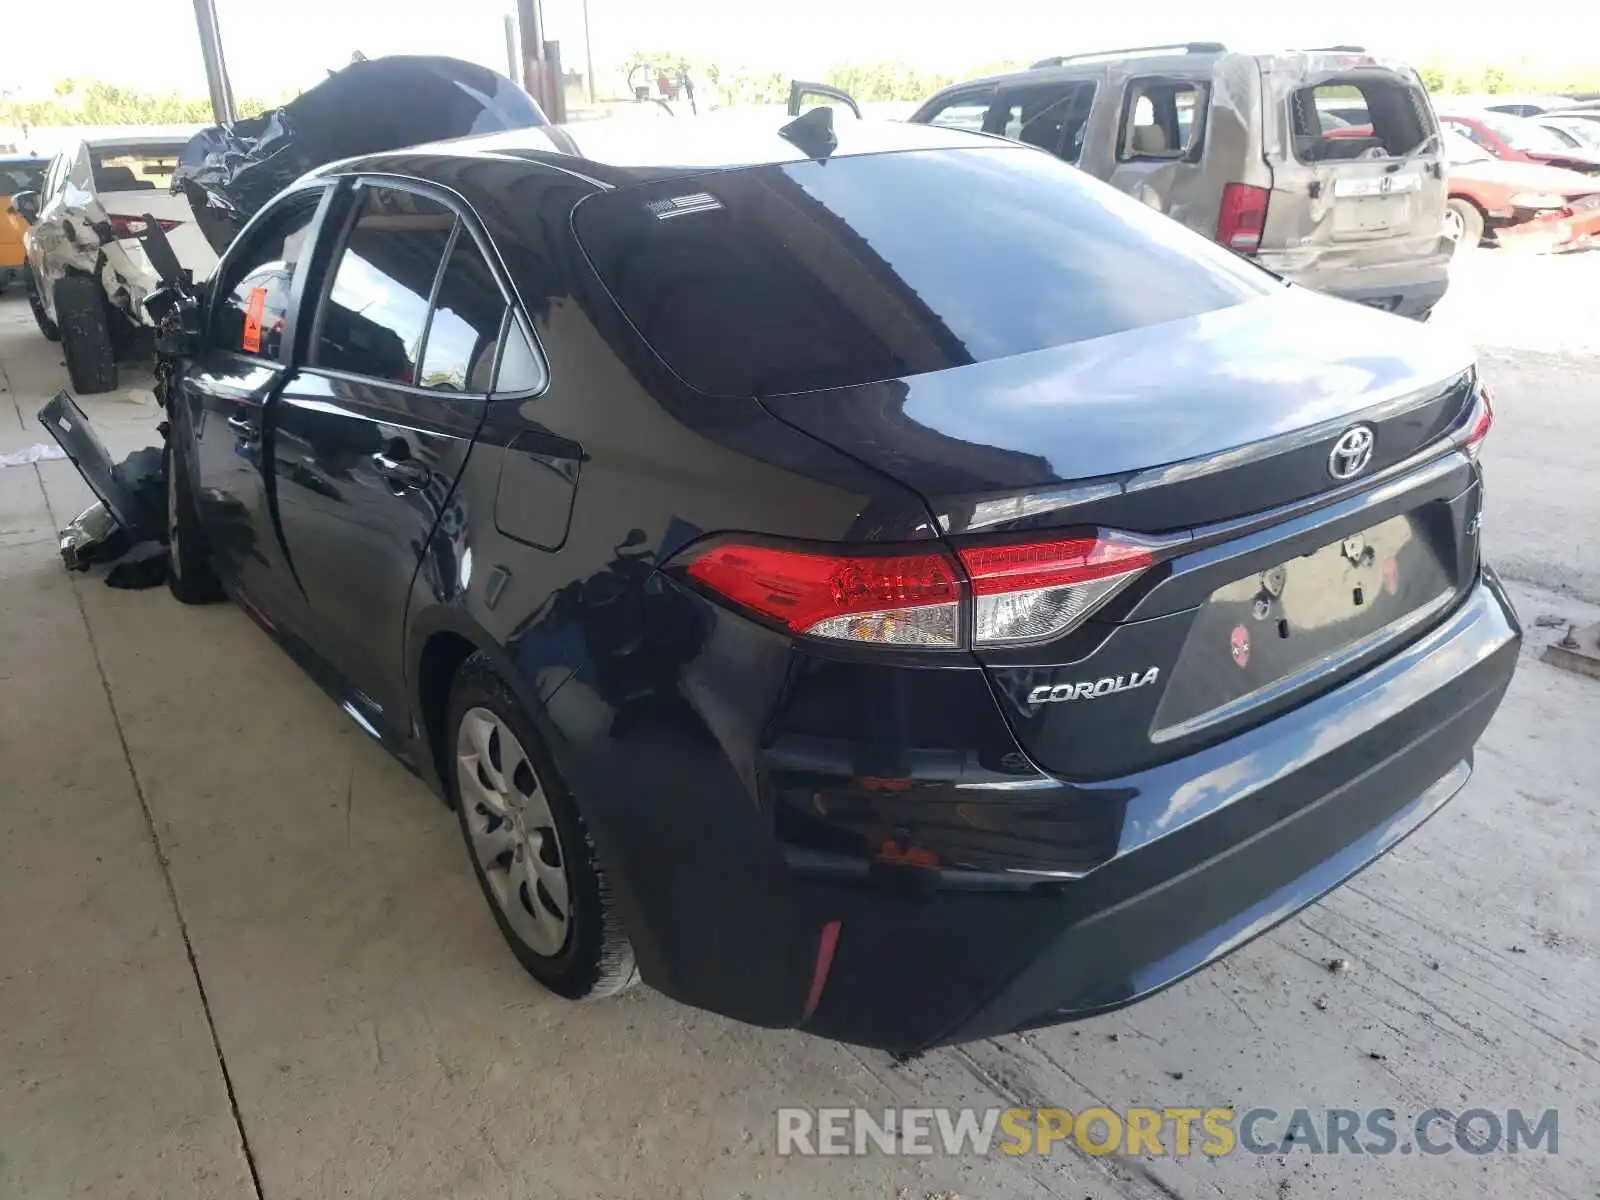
(1262, 67, 1446, 273)
(181, 185, 330, 621)
(269, 181, 506, 730)
(1105, 75, 1214, 230)
(87, 142, 219, 283)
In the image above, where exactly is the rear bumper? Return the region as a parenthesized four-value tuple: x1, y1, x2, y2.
(793, 569, 1519, 1050)
(1259, 250, 1451, 318)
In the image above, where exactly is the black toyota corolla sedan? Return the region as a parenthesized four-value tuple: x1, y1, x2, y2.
(78, 113, 1520, 1051)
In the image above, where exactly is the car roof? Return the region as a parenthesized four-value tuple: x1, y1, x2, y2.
(324, 113, 1004, 188)
(923, 46, 1413, 98)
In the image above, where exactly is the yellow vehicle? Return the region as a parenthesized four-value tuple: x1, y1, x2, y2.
(1, 155, 50, 292)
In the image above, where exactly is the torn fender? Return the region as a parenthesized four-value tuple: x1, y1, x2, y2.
(173, 56, 548, 254)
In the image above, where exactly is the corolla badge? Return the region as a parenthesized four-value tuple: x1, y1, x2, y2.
(1328, 424, 1376, 480)
(1027, 668, 1160, 705)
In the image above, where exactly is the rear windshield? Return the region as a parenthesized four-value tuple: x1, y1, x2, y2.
(0, 161, 45, 193)
(90, 144, 183, 193)
(1291, 76, 1433, 163)
(574, 146, 1275, 397)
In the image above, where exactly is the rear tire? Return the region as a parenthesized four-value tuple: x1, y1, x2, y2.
(166, 442, 224, 604)
(1445, 198, 1484, 256)
(55, 275, 117, 393)
(27, 271, 60, 342)
(447, 653, 637, 1000)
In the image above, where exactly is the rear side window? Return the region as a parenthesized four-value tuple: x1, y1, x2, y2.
(211, 191, 322, 360)
(90, 145, 181, 192)
(419, 233, 505, 392)
(1290, 76, 1432, 162)
(1120, 80, 1207, 161)
(314, 188, 454, 384)
(575, 146, 1276, 398)
(998, 82, 1097, 163)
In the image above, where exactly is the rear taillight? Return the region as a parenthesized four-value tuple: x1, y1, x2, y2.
(960, 535, 1156, 645)
(1463, 382, 1494, 459)
(1216, 183, 1269, 253)
(677, 531, 1158, 649)
(104, 214, 183, 241)
(683, 543, 962, 647)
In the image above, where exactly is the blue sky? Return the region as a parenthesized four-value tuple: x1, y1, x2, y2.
(6, 0, 1598, 99)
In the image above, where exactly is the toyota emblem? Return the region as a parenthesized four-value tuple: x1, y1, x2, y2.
(1328, 425, 1376, 481)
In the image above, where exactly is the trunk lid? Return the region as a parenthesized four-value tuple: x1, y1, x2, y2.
(759, 287, 1475, 537)
(762, 288, 1483, 780)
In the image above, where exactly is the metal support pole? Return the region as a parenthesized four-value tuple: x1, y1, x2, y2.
(191, 0, 237, 124)
(582, 0, 596, 103)
(517, 0, 548, 109)
(503, 14, 521, 88)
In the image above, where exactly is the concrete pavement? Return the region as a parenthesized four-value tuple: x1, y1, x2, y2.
(0, 256, 1596, 1200)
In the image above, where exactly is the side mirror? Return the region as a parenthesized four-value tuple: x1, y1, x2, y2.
(11, 190, 40, 224)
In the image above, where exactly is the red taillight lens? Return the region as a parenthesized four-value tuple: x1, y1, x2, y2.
(105, 214, 183, 241)
(683, 542, 962, 647)
(679, 532, 1159, 649)
(959, 534, 1156, 645)
(1217, 183, 1269, 253)
(1463, 383, 1493, 459)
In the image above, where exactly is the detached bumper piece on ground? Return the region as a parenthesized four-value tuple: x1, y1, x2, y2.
(40, 391, 170, 588)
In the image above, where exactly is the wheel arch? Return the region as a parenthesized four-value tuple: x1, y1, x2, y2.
(406, 606, 554, 807)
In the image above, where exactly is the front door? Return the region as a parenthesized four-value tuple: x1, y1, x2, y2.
(269, 182, 507, 729)
(182, 186, 329, 623)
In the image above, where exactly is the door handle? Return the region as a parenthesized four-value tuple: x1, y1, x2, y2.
(372, 450, 430, 492)
(226, 413, 258, 439)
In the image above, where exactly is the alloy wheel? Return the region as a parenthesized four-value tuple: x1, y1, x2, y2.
(456, 707, 572, 957)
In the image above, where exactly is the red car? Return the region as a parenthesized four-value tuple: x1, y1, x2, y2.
(1438, 110, 1600, 176)
(1442, 130, 1600, 252)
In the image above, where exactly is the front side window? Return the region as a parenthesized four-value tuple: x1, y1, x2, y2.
(418, 233, 505, 392)
(211, 190, 323, 360)
(1120, 79, 1207, 161)
(314, 188, 454, 384)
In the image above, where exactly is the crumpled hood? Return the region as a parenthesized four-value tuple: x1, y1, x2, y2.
(172, 55, 547, 254)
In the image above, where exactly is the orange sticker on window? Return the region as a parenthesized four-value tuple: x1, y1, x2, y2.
(241, 286, 268, 353)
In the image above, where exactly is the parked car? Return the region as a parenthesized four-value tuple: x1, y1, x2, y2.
(1, 154, 49, 293)
(1538, 114, 1600, 152)
(13, 134, 214, 393)
(888, 43, 1452, 319)
(50, 113, 1518, 1053)
(1442, 130, 1600, 252)
(1438, 93, 1576, 119)
(1438, 109, 1600, 176)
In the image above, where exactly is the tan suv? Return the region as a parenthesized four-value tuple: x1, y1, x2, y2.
(899, 43, 1452, 319)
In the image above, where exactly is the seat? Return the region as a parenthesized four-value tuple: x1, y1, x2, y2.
(1131, 124, 1170, 156)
